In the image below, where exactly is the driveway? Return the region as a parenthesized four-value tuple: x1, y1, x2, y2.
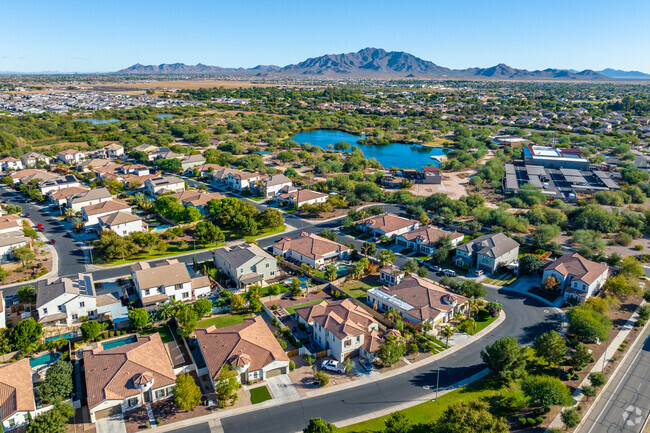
(265, 374, 299, 403)
(95, 413, 127, 433)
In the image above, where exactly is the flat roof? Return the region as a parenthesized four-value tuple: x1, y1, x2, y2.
(531, 146, 561, 157)
(529, 175, 543, 188)
(593, 171, 620, 189)
(505, 174, 518, 190)
(526, 165, 546, 176)
(505, 164, 516, 175)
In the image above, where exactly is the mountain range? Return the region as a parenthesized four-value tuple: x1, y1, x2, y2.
(116, 48, 647, 80)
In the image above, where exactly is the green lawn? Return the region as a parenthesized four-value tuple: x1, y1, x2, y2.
(258, 283, 290, 298)
(96, 241, 225, 266)
(249, 385, 273, 404)
(285, 300, 326, 315)
(458, 309, 498, 335)
(197, 313, 251, 329)
(339, 377, 500, 433)
(243, 225, 287, 243)
(141, 326, 175, 343)
(340, 280, 374, 301)
(248, 195, 266, 202)
(412, 253, 431, 261)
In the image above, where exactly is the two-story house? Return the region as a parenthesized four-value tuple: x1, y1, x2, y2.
(355, 213, 420, 239)
(277, 189, 328, 208)
(213, 244, 277, 289)
(35, 273, 128, 326)
(0, 157, 24, 172)
(144, 176, 185, 196)
(379, 265, 404, 286)
(227, 171, 262, 192)
(542, 253, 609, 302)
(195, 316, 290, 385)
(454, 233, 519, 273)
(84, 334, 176, 422)
(394, 225, 464, 255)
(272, 232, 350, 268)
(48, 186, 90, 208)
(260, 174, 293, 198)
(169, 190, 224, 214)
(81, 200, 131, 229)
(0, 359, 37, 431)
(38, 174, 80, 194)
(66, 187, 112, 212)
(295, 299, 382, 362)
(99, 212, 146, 237)
(20, 151, 51, 168)
(179, 154, 206, 171)
(131, 259, 211, 307)
(56, 149, 86, 165)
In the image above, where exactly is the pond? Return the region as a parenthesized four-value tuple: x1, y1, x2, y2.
(102, 335, 138, 350)
(155, 114, 174, 119)
(73, 118, 119, 124)
(289, 130, 445, 169)
(30, 351, 62, 368)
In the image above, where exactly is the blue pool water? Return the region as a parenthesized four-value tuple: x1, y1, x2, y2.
(289, 130, 445, 170)
(156, 114, 174, 119)
(74, 118, 119, 124)
(44, 332, 76, 342)
(102, 335, 138, 350)
(153, 224, 172, 231)
(30, 352, 61, 368)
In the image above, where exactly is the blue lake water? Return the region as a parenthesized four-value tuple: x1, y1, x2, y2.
(156, 114, 174, 119)
(74, 118, 119, 124)
(289, 130, 445, 169)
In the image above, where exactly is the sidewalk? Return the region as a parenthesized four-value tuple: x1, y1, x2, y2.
(152, 311, 506, 433)
(546, 301, 648, 431)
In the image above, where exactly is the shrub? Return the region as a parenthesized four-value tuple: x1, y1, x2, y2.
(409, 343, 418, 354)
(637, 319, 646, 327)
(527, 418, 536, 425)
(145, 422, 151, 429)
(535, 416, 544, 424)
(289, 360, 295, 371)
(519, 417, 527, 426)
(155, 418, 162, 425)
(303, 355, 315, 366)
(589, 372, 607, 387)
(315, 370, 330, 387)
(638, 305, 650, 321)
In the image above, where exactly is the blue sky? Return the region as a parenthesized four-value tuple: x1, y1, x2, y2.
(2, 0, 649, 73)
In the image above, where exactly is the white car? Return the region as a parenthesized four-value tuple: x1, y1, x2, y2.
(321, 360, 346, 373)
(442, 269, 456, 277)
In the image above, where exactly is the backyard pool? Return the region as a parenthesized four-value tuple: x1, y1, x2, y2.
(44, 332, 77, 342)
(283, 276, 310, 289)
(152, 224, 172, 231)
(30, 352, 62, 368)
(102, 335, 138, 350)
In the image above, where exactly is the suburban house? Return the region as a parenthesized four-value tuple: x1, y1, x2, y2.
(542, 253, 609, 301)
(144, 176, 185, 196)
(150, 148, 182, 161)
(169, 190, 224, 213)
(104, 143, 125, 158)
(367, 275, 468, 329)
(77, 159, 113, 173)
(213, 244, 277, 289)
(454, 233, 519, 273)
(179, 154, 206, 171)
(355, 213, 420, 238)
(84, 334, 176, 422)
(272, 232, 350, 268)
(294, 299, 382, 362)
(227, 171, 262, 192)
(99, 212, 146, 237)
(131, 259, 211, 307)
(121, 164, 150, 176)
(66, 187, 112, 212)
(277, 189, 328, 208)
(210, 167, 239, 185)
(38, 174, 80, 194)
(8, 169, 57, 185)
(81, 200, 132, 229)
(0, 231, 28, 261)
(48, 185, 90, 208)
(20, 151, 51, 168)
(188, 163, 223, 177)
(394, 225, 464, 255)
(0, 359, 36, 431)
(0, 157, 24, 172)
(379, 265, 405, 286)
(195, 316, 290, 385)
(35, 273, 128, 326)
(0, 214, 22, 234)
(132, 143, 158, 156)
(260, 174, 293, 198)
(57, 149, 86, 165)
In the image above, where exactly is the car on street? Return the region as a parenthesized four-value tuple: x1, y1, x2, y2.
(50, 239, 56, 245)
(280, 236, 291, 241)
(431, 265, 442, 272)
(321, 359, 346, 374)
(24, 213, 31, 218)
(442, 269, 456, 277)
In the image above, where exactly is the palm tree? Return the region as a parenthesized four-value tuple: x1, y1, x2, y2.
(157, 302, 176, 321)
(63, 207, 75, 218)
(420, 321, 432, 334)
(438, 325, 455, 347)
(466, 318, 476, 335)
(70, 217, 84, 231)
(467, 298, 479, 320)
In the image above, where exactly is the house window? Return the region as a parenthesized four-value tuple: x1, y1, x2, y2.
(344, 339, 351, 347)
(79, 301, 85, 308)
(43, 308, 48, 315)
(144, 289, 150, 296)
(167, 386, 174, 395)
(182, 292, 189, 299)
(356, 336, 361, 342)
(72, 314, 78, 320)
(156, 389, 165, 399)
(175, 284, 183, 291)
(128, 397, 138, 407)
(7, 419, 15, 428)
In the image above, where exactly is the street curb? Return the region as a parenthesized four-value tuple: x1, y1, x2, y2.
(558, 302, 649, 433)
(152, 310, 506, 433)
(0, 233, 59, 291)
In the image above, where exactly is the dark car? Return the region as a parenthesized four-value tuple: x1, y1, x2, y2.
(50, 239, 56, 245)
(24, 213, 31, 218)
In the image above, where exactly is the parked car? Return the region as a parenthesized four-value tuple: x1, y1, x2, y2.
(321, 359, 346, 374)
(35, 223, 43, 228)
(431, 265, 442, 272)
(24, 213, 31, 218)
(50, 239, 56, 245)
(442, 269, 456, 277)
(359, 358, 374, 372)
(473, 269, 484, 277)
(280, 236, 291, 241)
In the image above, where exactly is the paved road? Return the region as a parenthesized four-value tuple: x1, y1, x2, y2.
(217, 288, 561, 433)
(577, 323, 650, 433)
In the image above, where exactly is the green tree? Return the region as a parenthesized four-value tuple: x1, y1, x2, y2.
(193, 221, 225, 245)
(533, 330, 568, 367)
(80, 320, 102, 341)
(129, 308, 149, 330)
(303, 417, 337, 433)
(27, 401, 75, 433)
(620, 256, 644, 279)
(603, 275, 634, 297)
(561, 408, 580, 429)
(521, 375, 573, 408)
(589, 372, 607, 387)
(13, 245, 36, 267)
(230, 294, 245, 310)
(10, 317, 42, 352)
(361, 242, 377, 257)
(428, 400, 508, 433)
(518, 254, 543, 275)
(258, 208, 284, 229)
(176, 305, 198, 338)
(130, 231, 160, 254)
(439, 325, 455, 347)
(324, 264, 338, 281)
(567, 305, 611, 342)
(377, 338, 406, 367)
(215, 364, 240, 401)
(480, 337, 527, 383)
(39, 360, 73, 403)
(458, 280, 487, 299)
(384, 411, 410, 433)
(23, 225, 38, 242)
(192, 298, 213, 318)
(582, 385, 597, 401)
(173, 373, 202, 411)
(377, 249, 395, 266)
(568, 343, 595, 370)
(17, 284, 36, 304)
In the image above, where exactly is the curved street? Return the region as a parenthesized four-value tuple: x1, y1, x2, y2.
(216, 288, 561, 433)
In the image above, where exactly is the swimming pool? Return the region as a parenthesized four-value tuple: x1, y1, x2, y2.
(283, 276, 310, 289)
(30, 352, 61, 368)
(44, 332, 77, 342)
(102, 335, 138, 350)
(153, 224, 172, 231)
